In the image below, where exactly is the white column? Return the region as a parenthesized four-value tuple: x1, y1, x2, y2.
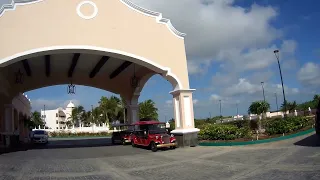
(127, 105, 139, 124)
(170, 89, 199, 133)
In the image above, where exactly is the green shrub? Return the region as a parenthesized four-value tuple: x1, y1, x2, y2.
(225, 120, 250, 128)
(198, 124, 252, 140)
(265, 116, 313, 135)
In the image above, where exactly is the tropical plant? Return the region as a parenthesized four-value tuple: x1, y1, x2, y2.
(68, 106, 85, 127)
(99, 96, 122, 124)
(248, 100, 270, 131)
(30, 111, 44, 128)
(281, 100, 297, 113)
(248, 101, 271, 115)
(198, 124, 252, 140)
(139, 99, 158, 120)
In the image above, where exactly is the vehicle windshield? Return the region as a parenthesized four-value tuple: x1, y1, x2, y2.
(147, 124, 166, 134)
(33, 130, 46, 135)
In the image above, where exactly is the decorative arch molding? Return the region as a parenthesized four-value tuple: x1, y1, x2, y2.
(0, 0, 186, 39)
(0, 45, 183, 90)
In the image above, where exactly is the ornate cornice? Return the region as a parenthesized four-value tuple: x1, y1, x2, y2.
(120, 0, 186, 39)
(0, 0, 43, 17)
(0, 0, 186, 39)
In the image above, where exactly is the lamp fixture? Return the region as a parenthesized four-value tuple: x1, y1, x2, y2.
(67, 81, 76, 94)
(15, 69, 24, 84)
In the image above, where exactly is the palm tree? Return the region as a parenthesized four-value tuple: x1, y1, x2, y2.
(68, 106, 85, 127)
(118, 96, 127, 123)
(281, 100, 297, 113)
(98, 96, 120, 125)
(91, 107, 103, 125)
(248, 100, 270, 131)
(30, 111, 44, 128)
(139, 99, 158, 120)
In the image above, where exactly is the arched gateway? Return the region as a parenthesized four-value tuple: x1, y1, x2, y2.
(0, 0, 199, 147)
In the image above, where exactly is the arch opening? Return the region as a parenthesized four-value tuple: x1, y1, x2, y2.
(0, 47, 181, 98)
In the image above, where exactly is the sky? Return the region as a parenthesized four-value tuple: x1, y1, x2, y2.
(1, 0, 320, 121)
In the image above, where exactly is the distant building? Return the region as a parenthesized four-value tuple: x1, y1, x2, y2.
(40, 101, 75, 130)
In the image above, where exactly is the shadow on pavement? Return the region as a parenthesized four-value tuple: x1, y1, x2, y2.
(1, 137, 130, 155)
(294, 134, 320, 147)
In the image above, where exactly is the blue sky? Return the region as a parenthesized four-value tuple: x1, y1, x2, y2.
(2, 0, 320, 121)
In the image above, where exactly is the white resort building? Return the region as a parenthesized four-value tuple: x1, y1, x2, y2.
(40, 101, 74, 130)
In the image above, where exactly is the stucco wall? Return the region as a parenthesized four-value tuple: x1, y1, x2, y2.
(0, 0, 190, 90)
(11, 93, 31, 117)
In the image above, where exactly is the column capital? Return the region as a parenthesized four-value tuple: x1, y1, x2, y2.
(169, 89, 196, 96)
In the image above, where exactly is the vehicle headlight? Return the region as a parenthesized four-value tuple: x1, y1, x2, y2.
(171, 134, 174, 137)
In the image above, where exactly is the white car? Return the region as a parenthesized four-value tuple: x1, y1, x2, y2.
(32, 130, 49, 144)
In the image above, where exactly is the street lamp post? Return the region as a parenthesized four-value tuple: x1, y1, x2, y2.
(261, 82, 266, 102)
(219, 100, 222, 123)
(274, 50, 287, 117)
(275, 93, 279, 112)
(91, 105, 94, 124)
(236, 103, 239, 116)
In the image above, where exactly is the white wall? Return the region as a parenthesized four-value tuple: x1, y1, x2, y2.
(12, 93, 31, 117)
(41, 109, 60, 130)
(34, 123, 110, 134)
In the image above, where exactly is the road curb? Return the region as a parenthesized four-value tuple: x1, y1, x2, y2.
(199, 128, 315, 146)
(50, 136, 111, 139)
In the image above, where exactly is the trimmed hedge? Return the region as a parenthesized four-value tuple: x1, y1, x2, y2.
(198, 124, 252, 140)
(49, 131, 112, 137)
(265, 116, 314, 135)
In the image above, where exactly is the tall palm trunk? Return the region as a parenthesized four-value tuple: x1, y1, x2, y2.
(123, 108, 126, 124)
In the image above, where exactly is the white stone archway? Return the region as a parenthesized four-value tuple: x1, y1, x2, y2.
(0, 0, 199, 147)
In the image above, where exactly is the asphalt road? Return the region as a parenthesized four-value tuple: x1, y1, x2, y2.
(0, 133, 320, 180)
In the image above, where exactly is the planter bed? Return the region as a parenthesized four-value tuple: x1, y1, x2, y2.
(199, 128, 315, 146)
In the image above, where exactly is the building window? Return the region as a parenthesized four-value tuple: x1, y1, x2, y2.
(56, 120, 58, 124)
(56, 113, 58, 117)
(56, 127, 58, 129)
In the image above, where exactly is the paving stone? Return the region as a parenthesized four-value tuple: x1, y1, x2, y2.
(203, 148, 286, 165)
(30, 159, 98, 173)
(242, 169, 320, 180)
(276, 148, 320, 166)
(0, 135, 319, 180)
(103, 154, 174, 169)
(28, 175, 114, 180)
(129, 161, 246, 180)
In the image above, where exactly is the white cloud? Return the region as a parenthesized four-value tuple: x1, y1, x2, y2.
(211, 78, 300, 104)
(298, 62, 320, 87)
(210, 94, 221, 101)
(281, 40, 297, 54)
(131, 0, 281, 74)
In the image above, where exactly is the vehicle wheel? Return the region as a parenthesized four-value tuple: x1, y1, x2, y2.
(150, 142, 157, 152)
(131, 141, 136, 147)
(122, 139, 126, 145)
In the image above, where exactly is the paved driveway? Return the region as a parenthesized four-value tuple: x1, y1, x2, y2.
(0, 133, 319, 180)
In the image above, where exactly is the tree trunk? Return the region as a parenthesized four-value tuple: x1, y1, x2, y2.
(123, 108, 126, 124)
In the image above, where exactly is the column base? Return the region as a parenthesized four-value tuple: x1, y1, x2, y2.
(171, 128, 200, 148)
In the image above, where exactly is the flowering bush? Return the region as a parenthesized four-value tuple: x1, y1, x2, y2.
(198, 124, 252, 140)
(265, 116, 313, 135)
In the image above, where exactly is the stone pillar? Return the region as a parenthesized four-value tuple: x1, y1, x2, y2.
(170, 89, 199, 147)
(126, 94, 139, 125)
(4, 104, 14, 133)
(127, 105, 139, 124)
